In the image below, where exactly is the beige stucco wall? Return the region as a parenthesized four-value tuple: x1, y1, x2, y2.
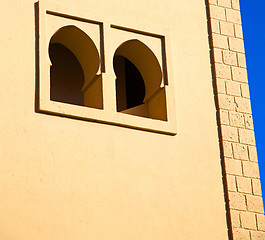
(0, 0, 229, 239)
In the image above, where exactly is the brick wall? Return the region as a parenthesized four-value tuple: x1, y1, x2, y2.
(207, 0, 265, 239)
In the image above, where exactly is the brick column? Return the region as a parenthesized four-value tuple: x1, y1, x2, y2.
(206, 0, 265, 239)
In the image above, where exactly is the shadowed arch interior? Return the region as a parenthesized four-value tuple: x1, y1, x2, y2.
(49, 43, 85, 106)
(114, 55, 146, 112)
(49, 25, 103, 109)
(114, 39, 167, 121)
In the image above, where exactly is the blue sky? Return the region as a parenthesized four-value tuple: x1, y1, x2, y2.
(240, 0, 265, 200)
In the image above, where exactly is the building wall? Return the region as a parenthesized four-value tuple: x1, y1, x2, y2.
(0, 0, 262, 239)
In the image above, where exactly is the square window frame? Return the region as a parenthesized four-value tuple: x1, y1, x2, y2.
(37, 0, 177, 135)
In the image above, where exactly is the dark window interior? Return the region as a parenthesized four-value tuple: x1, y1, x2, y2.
(49, 43, 85, 106)
(114, 55, 145, 112)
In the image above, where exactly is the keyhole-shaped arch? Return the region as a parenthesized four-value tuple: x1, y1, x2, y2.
(114, 39, 167, 120)
(49, 25, 103, 109)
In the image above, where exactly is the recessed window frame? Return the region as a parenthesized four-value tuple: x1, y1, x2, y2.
(38, 0, 177, 135)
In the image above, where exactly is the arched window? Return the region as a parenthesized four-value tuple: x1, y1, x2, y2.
(114, 40, 167, 120)
(49, 25, 103, 109)
(39, 5, 176, 134)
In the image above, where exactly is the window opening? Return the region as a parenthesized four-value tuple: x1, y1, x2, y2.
(49, 25, 103, 109)
(114, 55, 146, 112)
(114, 39, 167, 121)
(49, 43, 84, 106)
